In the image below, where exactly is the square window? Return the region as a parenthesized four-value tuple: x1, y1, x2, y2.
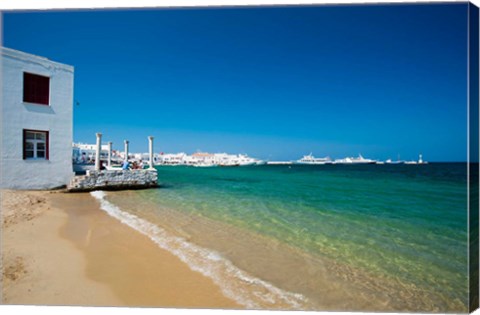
(23, 129, 49, 160)
(23, 72, 50, 105)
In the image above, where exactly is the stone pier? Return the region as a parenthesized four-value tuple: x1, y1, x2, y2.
(67, 169, 158, 192)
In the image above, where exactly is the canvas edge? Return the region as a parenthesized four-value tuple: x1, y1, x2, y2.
(469, 1, 480, 313)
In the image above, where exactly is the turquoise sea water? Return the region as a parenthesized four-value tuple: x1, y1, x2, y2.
(96, 163, 469, 312)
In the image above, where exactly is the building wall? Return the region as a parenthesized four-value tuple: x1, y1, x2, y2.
(1, 47, 74, 189)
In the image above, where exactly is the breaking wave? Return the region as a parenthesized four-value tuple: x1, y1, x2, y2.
(90, 190, 309, 310)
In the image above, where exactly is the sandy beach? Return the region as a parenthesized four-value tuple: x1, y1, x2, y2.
(1, 189, 240, 309)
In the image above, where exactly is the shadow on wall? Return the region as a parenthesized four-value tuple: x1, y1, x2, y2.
(23, 103, 55, 114)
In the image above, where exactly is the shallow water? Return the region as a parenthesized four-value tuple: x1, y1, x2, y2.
(95, 163, 469, 312)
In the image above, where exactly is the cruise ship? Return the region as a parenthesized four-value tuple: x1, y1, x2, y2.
(296, 154, 332, 165)
(333, 154, 377, 164)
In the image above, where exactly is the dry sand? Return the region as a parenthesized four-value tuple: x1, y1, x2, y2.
(1, 189, 241, 309)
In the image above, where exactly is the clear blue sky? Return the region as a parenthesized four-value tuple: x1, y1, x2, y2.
(3, 3, 469, 161)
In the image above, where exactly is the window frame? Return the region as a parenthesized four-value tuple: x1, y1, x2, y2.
(23, 72, 50, 106)
(23, 129, 49, 160)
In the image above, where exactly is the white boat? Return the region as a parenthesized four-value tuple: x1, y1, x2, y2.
(296, 153, 332, 165)
(236, 154, 259, 166)
(267, 161, 293, 165)
(333, 154, 377, 164)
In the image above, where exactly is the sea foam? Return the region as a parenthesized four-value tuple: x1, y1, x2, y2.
(90, 190, 309, 309)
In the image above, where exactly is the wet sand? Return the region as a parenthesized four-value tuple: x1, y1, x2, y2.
(1, 189, 240, 309)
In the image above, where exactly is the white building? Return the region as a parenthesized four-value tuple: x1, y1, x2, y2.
(191, 152, 215, 165)
(158, 152, 187, 165)
(72, 142, 110, 164)
(1, 47, 74, 189)
(155, 152, 262, 166)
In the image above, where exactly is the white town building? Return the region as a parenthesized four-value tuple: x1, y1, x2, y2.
(72, 142, 111, 164)
(158, 152, 188, 165)
(1, 47, 74, 189)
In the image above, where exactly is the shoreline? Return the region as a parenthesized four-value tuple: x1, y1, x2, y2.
(101, 181, 469, 313)
(1, 184, 470, 313)
(1, 189, 240, 309)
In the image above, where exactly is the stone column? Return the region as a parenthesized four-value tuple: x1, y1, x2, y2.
(107, 142, 113, 167)
(95, 133, 102, 171)
(148, 136, 154, 169)
(124, 140, 129, 162)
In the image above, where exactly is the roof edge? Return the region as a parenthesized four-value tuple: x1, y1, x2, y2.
(1, 47, 74, 72)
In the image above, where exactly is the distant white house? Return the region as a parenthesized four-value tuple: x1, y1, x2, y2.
(72, 142, 111, 164)
(158, 152, 188, 165)
(1, 47, 74, 189)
